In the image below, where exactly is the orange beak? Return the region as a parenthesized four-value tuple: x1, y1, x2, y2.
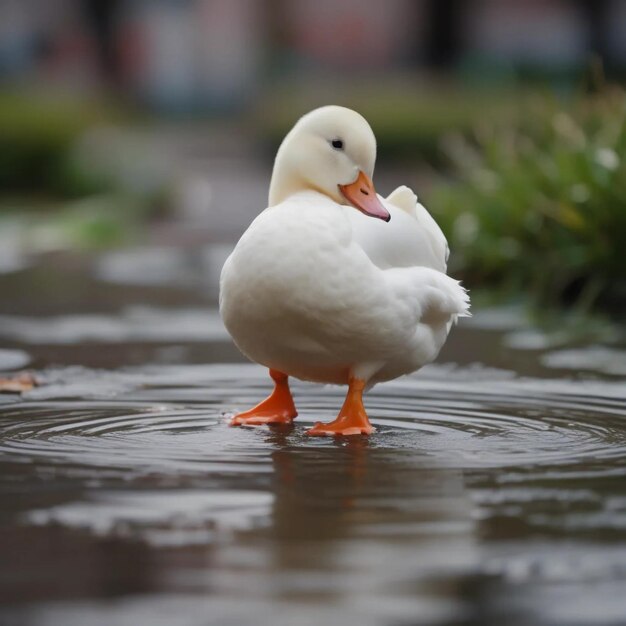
(339, 171, 391, 222)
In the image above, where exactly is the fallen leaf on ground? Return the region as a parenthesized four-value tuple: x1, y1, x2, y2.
(0, 372, 37, 394)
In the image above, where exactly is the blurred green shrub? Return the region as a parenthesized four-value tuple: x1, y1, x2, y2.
(254, 81, 515, 163)
(0, 92, 112, 197)
(429, 87, 626, 311)
(0, 191, 162, 253)
(0, 92, 168, 250)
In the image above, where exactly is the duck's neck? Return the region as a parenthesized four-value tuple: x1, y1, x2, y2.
(269, 166, 337, 208)
(268, 165, 306, 207)
(268, 136, 318, 206)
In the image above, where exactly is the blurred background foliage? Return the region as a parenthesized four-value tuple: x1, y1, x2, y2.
(0, 92, 109, 195)
(252, 81, 518, 164)
(429, 85, 626, 312)
(0, 0, 625, 313)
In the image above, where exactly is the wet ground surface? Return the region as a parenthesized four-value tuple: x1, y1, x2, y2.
(1, 248, 625, 626)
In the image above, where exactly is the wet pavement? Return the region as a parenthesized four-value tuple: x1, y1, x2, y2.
(0, 247, 625, 626)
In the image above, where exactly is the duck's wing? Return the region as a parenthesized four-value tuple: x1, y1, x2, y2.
(348, 185, 468, 339)
(347, 185, 449, 273)
(387, 186, 450, 267)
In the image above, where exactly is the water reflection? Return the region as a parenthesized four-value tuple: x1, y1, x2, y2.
(0, 363, 625, 625)
(232, 428, 477, 622)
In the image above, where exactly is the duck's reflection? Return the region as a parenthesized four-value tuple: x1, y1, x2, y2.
(261, 426, 478, 590)
(268, 436, 369, 545)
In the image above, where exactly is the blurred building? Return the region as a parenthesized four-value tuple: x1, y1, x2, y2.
(1, 0, 625, 111)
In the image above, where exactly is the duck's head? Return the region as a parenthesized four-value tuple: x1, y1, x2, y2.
(268, 105, 390, 222)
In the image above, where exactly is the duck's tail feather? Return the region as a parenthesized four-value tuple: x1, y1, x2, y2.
(389, 266, 470, 324)
(420, 279, 470, 323)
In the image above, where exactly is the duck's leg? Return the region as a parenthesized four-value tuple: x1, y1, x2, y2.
(306, 378, 375, 436)
(230, 369, 297, 426)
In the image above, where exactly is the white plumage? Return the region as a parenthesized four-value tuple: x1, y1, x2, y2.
(219, 105, 469, 435)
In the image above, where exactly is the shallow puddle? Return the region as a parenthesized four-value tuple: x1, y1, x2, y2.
(0, 253, 625, 625)
(1, 364, 625, 625)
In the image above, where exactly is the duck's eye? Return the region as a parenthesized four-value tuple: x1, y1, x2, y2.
(331, 139, 344, 150)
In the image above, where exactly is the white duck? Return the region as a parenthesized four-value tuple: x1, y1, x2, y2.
(220, 105, 469, 436)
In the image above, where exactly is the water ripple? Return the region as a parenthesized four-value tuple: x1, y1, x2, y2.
(0, 365, 624, 477)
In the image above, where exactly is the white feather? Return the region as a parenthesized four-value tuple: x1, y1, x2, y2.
(220, 107, 469, 387)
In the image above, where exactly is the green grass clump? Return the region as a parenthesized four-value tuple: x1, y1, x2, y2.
(0, 91, 115, 197)
(429, 88, 626, 311)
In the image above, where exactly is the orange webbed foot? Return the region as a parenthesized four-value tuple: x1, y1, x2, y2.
(305, 378, 375, 437)
(230, 369, 297, 427)
(230, 410, 296, 427)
